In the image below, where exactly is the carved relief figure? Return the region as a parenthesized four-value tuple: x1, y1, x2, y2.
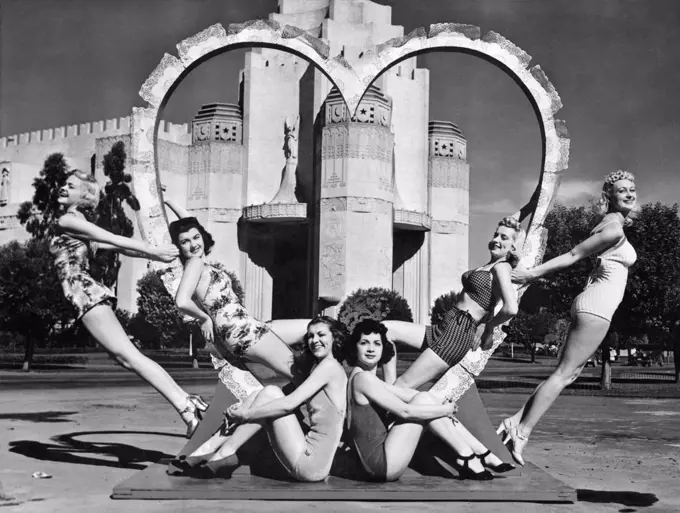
(0, 167, 10, 207)
(284, 115, 299, 162)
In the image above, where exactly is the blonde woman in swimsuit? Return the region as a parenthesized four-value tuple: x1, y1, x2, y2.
(382, 216, 525, 390)
(50, 171, 208, 437)
(500, 170, 638, 465)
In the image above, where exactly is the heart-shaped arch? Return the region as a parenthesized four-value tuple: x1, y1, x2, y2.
(130, 19, 570, 402)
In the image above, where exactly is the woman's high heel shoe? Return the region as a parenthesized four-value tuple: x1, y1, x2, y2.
(192, 454, 240, 479)
(180, 395, 209, 438)
(478, 450, 516, 473)
(454, 454, 494, 481)
(501, 426, 529, 467)
(176, 453, 214, 470)
(167, 453, 214, 476)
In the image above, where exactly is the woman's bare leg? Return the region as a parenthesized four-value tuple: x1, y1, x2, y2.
(206, 385, 306, 468)
(268, 319, 311, 347)
(208, 385, 306, 472)
(518, 313, 609, 435)
(394, 349, 449, 390)
(382, 392, 431, 481)
(507, 313, 610, 463)
(382, 321, 427, 350)
(426, 417, 487, 472)
(81, 304, 188, 412)
(242, 332, 296, 381)
(383, 392, 486, 480)
(190, 391, 261, 458)
(447, 420, 505, 467)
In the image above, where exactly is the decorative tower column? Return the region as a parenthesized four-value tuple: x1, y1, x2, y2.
(427, 121, 470, 305)
(316, 85, 394, 309)
(188, 103, 245, 274)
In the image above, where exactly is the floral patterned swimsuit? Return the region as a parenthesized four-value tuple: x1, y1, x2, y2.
(50, 212, 117, 320)
(197, 263, 270, 362)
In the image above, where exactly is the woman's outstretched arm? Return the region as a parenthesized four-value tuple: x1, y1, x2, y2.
(229, 359, 337, 422)
(58, 214, 177, 262)
(356, 372, 456, 421)
(513, 215, 623, 283)
(161, 185, 192, 220)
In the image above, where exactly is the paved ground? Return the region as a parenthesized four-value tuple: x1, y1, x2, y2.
(1, 372, 679, 513)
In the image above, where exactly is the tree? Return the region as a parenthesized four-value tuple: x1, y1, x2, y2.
(672, 321, 680, 385)
(520, 203, 599, 315)
(16, 153, 70, 239)
(430, 290, 460, 325)
(613, 202, 680, 339)
(91, 141, 140, 290)
(600, 330, 618, 390)
(131, 270, 192, 350)
(131, 263, 244, 349)
(503, 310, 558, 363)
(337, 287, 413, 334)
(0, 239, 76, 370)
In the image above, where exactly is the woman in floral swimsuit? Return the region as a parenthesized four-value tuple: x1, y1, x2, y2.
(163, 189, 310, 381)
(50, 171, 208, 436)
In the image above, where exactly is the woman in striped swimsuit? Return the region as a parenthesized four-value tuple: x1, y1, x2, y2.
(382, 216, 525, 390)
(500, 170, 638, 465)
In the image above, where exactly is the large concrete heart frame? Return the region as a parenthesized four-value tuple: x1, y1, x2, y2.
(130, 20, 570, 402)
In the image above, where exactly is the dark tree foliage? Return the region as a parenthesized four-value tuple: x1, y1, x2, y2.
(430, 290, 460, 325)
(502, 310, 559, 363)
(338, 287, 413, 334)
(16, 153, 70, 240)
(91, 141, 140, 289)
(130, 263, 244, 349)
(0, 239, 76, 370)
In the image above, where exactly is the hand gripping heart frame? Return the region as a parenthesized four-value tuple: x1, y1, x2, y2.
(130, 19, 570, 404)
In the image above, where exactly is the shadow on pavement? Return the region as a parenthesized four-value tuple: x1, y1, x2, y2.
(577, 489, 659, 507)
(0, 411, 78, 423)
(8, 430, 182, 470)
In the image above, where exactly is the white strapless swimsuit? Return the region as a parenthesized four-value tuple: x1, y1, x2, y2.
(571, 217, 637, 322)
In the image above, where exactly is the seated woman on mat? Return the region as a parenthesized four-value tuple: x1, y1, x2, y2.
(162, 186, 311, 383)
(345, 319, 514, 482)
(173, 316, 348, 482)
(382, 215, 526, 390)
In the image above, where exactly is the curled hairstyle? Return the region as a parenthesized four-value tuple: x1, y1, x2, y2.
(293, 316, 348, 377)
(497, 216, 525, 269)
(69, 170, 101, 219)
(344, 319, 395, 367)
(168, 217, 215, 260)
(598, 170, 637, 226)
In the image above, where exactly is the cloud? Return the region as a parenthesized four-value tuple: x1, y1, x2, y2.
(555, 178, 602, 205)
(471, 197, 517, 215)
(470, 177, 605, 215)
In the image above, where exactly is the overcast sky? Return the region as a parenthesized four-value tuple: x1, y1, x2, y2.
(1, 0, 678, 265)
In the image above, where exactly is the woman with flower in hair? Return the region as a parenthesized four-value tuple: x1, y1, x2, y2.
(499, 170, 638, 465)
(50, 171, 209, 437)
(382, 216, 526, 389)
